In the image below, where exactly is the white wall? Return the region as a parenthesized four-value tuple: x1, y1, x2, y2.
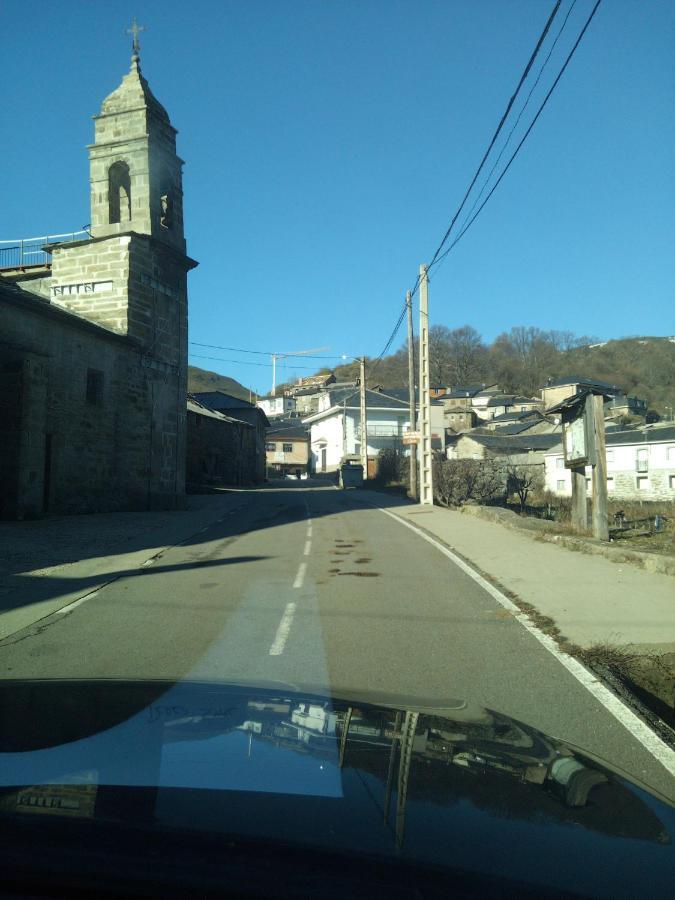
(309, 408, 411, 471)
(310, 415, 344, 472)
(257, 396, 294, 417)
(545, 440, 675, 500)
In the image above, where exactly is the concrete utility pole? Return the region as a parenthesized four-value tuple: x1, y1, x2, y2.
(418, 265, 433, 505)
(406, 291, 418, 500)
(359, 356, 368, 479)
(590, 393, 609, 540)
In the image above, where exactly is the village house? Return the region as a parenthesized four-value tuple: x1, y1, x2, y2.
(484, 409, 556, 434)
(541, 375, 622, 410)
(443, 384, 498, 410)
(0, 48, 196, 518)
(256, 394, 297, 418)
(265, 421, 311, 478)
(304, 388, 421, 475)
(447, 431, 562, 469)
(186, 397, 257, 488)
(191, 391, 268, 483)
(544, 424, 675, 501)
(444, 406, 478, 434)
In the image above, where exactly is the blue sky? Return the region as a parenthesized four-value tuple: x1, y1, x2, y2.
(2, 1, 673, 394)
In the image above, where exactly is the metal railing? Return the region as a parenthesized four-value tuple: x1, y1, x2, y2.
(354, 424, 405, 439)
(0, 230, 89, 270)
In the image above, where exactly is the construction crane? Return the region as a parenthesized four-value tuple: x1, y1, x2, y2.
(271, 347, 329, 396)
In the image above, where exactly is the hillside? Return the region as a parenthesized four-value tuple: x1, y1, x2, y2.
(187, 366, 256, 402)
(327, 332, 675, 415)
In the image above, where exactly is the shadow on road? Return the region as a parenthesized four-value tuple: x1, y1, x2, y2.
(0, 480, 410, 625)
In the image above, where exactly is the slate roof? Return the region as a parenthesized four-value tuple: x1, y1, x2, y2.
(490, 410, 544, 423)
(461, 432, 562, 452)
(267, 425, 310, 441)
(192, 390, 255, 410)
(303, 388, 409, 423)
(376, 388, 444, 406)
(187, 397, 254, 427)
(605, 425, 675, 446)
(496, 422, 542, 435)
(543, 375, 621, 391)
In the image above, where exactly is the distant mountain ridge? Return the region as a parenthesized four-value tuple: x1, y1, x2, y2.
(187, 365, 256, 402)
(188, 335, 674, 414)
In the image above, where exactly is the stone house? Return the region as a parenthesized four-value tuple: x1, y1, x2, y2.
(541, 375, 622, 410)
(0, 48, 196, 518)
(544, 424, 675, 501)
(191, 391, 268, 483)
(186, 398, 256, 488)
(443, 384, 498, 410)
(447, 432, 562, 468)
(444, 406, 477, 434)
(484, 409, 555, 434)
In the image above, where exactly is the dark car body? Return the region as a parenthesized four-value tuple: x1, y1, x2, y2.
(0, 679, 672, 897)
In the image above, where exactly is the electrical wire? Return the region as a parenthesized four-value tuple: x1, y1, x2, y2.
(370, 1, 564, 370)
(425, 0, 562, 274)
(190, 341, 347, 361)
(456, 0, 578, 239)
(431, 0, 602, 272)
(190, 354, 321, 370)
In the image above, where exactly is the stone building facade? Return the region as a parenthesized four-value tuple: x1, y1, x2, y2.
(0, 48, 196, 518)
(186, 399, 257, 488)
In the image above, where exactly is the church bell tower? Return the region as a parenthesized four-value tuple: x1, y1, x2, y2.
(88, 30, 185, 254)
(47, 22, 197, 509)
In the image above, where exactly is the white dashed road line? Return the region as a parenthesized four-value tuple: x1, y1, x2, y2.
(268, 601, 297, 656)
(293, 561, 307, 589)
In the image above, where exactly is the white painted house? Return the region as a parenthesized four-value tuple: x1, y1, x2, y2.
(544, 424, 675, 501)
(257, 395, 296, 418)
(304, 388, 414, 473)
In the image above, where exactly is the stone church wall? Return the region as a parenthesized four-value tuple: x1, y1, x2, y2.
(1, 293, 184, 517)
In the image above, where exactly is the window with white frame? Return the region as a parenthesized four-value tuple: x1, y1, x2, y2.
(636, 476, 650, 491)
(556, 457, 564, 469)
(606, 449, 614, 463)
(556, 480, 565, 492)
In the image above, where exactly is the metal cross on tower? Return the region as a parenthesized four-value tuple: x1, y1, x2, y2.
(126, 17, 145, 56)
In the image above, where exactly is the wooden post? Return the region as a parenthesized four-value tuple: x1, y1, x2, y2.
(590, 393, 609, 540)
(570, 465, 587, 532)
(406, 291, 418, 500)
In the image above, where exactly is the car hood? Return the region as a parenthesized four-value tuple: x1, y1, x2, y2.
(0, 678, 672, 896)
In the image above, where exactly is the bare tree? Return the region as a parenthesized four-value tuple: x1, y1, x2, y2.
(433, 457, 505, 507)
(505, 461, 543, 513)
(447, 325, 485, 385)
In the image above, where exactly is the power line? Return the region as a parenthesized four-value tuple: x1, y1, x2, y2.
(431, 0, 603, 271)
(425, 0, 563, 274)
(190, 353, 322, 370)
(371, 1, 564, 369)
(190, 341, 346, 361)
(457, 0, 578, 238)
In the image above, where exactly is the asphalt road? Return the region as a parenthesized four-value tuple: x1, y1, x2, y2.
(1, 481, 672, 800)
